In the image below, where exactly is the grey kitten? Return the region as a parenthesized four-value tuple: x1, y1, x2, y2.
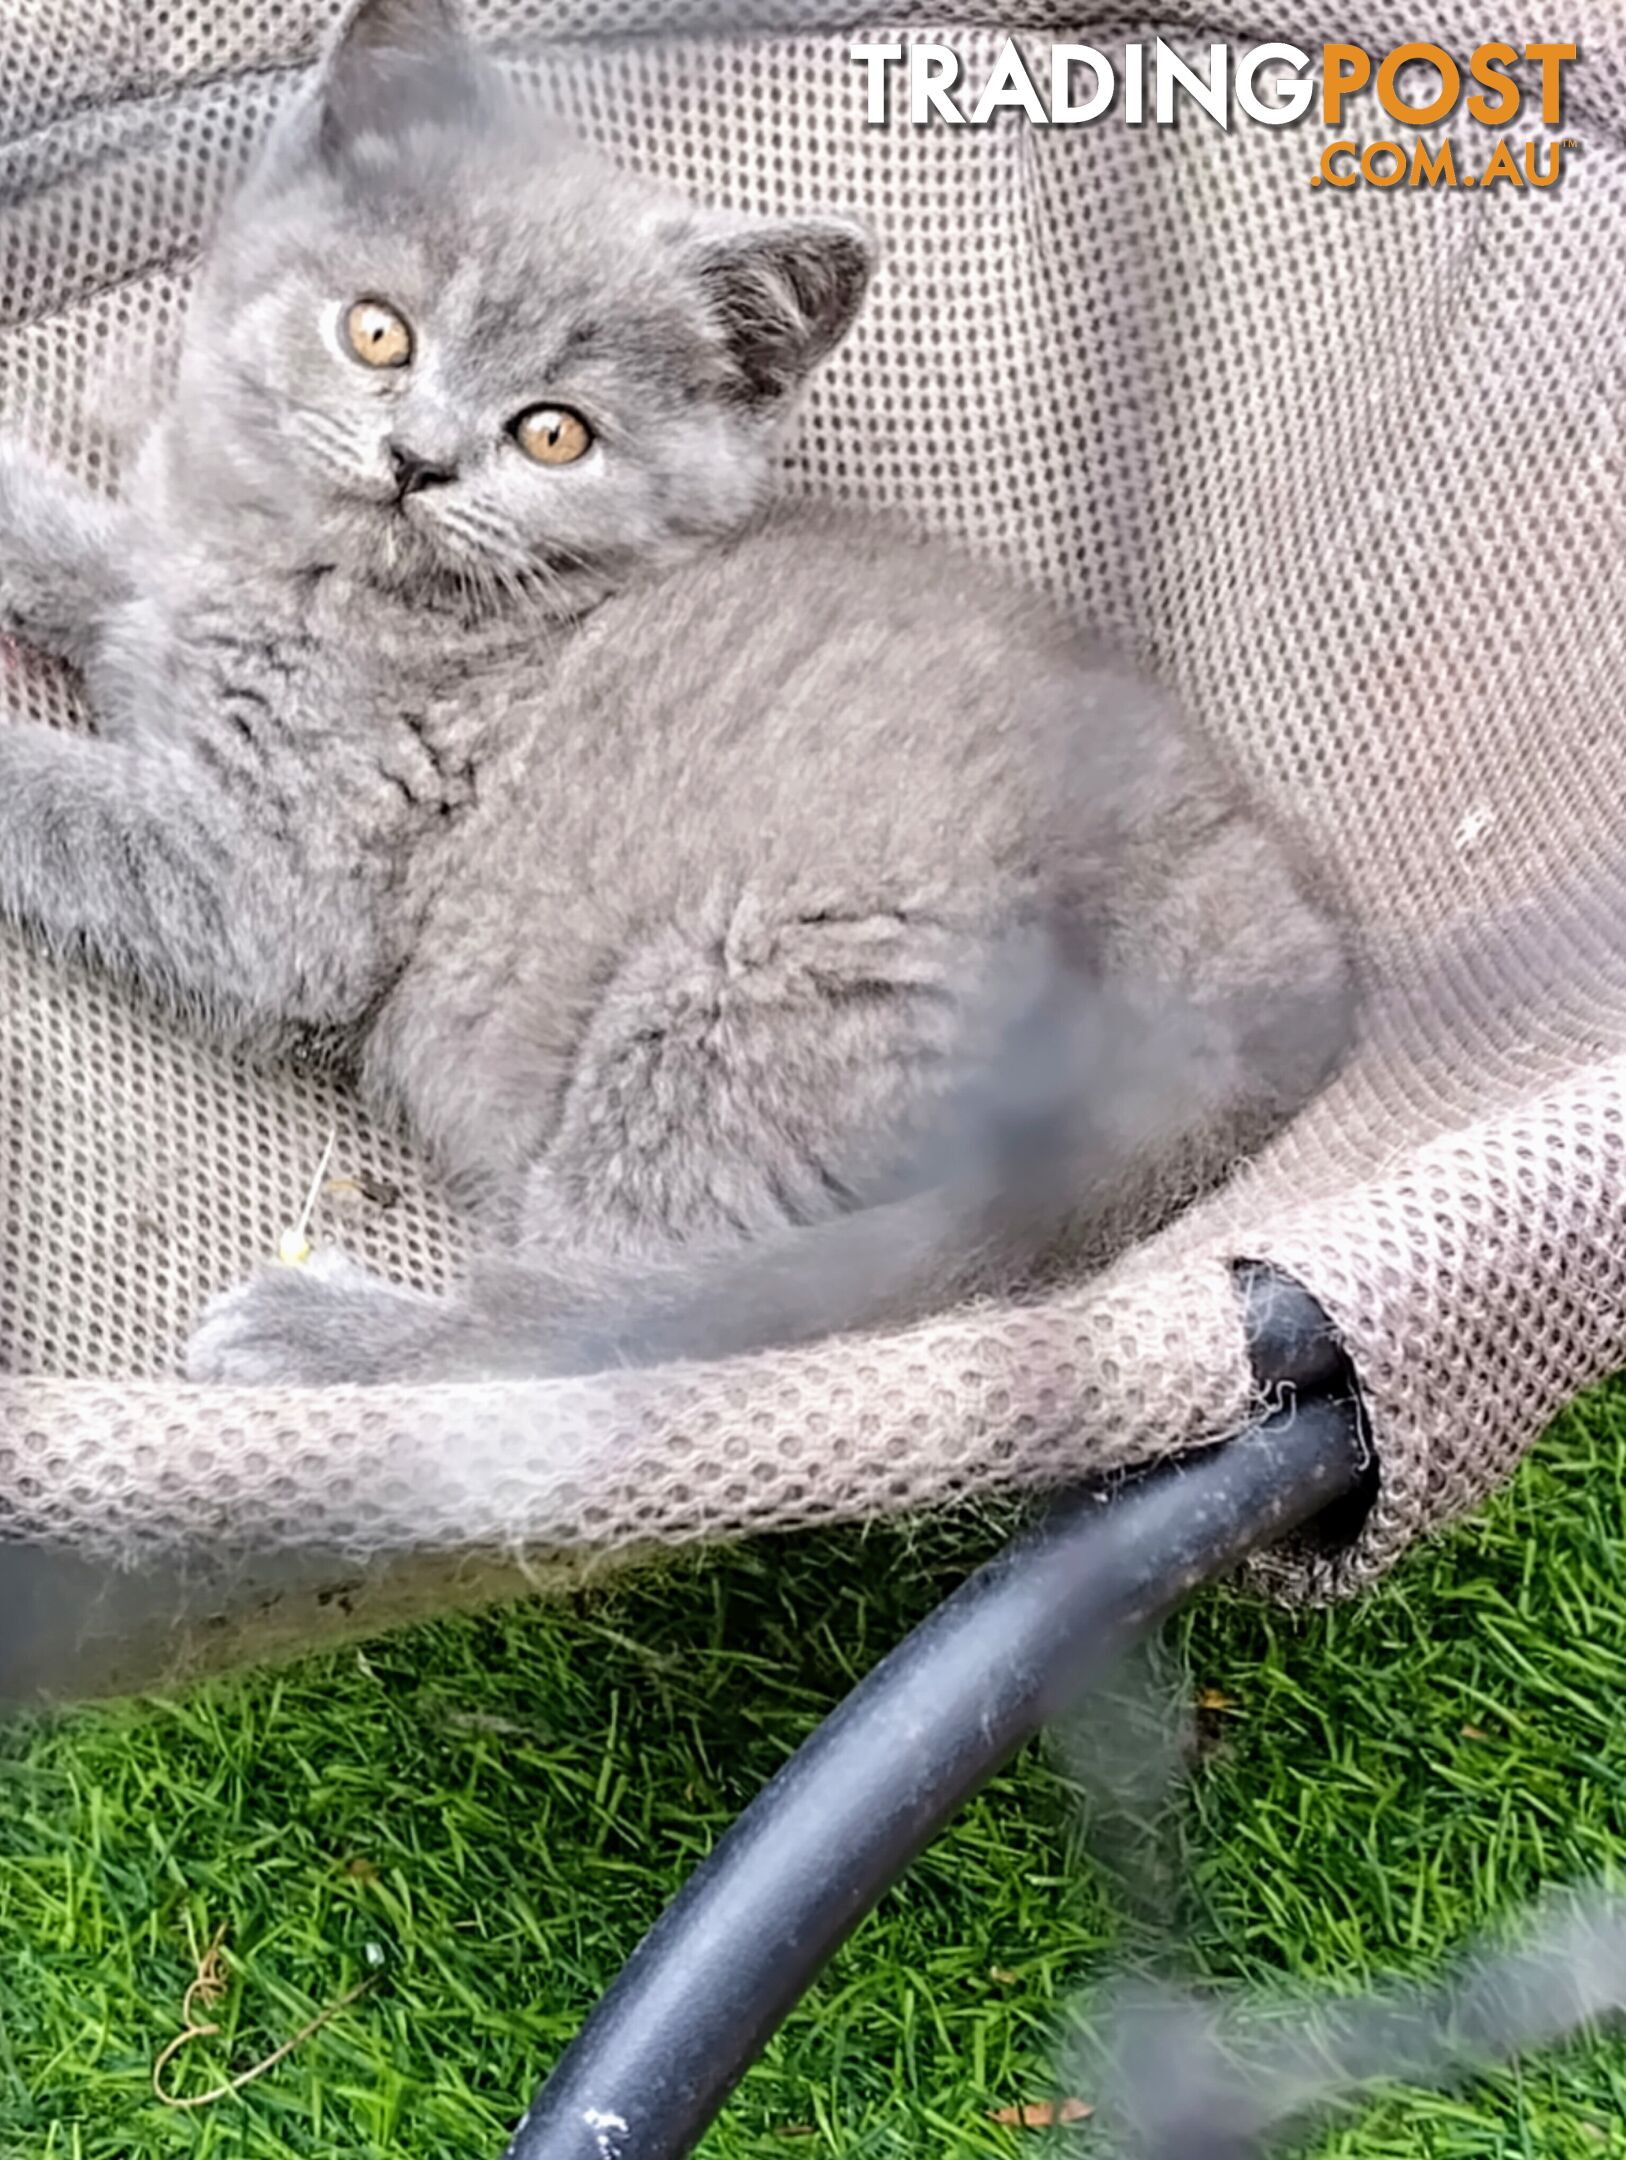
(0, 0, 1354, 1387)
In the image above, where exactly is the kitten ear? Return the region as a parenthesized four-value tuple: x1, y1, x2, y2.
(317, 0, 475, 160)
(330, 0, 461, 64)
(693, 218, 874, 407)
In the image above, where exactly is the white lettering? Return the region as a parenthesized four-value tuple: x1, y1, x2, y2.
(1154, 39, 1229, 126)
(849, 42, 904, 125)
(1050, 45, 1115, 123)
(910, 44, 966, 124)
(969, 37, 1048, 124)
(1235, 43, 1315, 124)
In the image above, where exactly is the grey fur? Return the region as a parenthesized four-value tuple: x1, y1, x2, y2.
(0, 0, 1356, 1386)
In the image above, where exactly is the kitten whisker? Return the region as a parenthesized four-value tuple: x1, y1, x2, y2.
(285, 405, 364, 467)
(421, 508, 583, 638)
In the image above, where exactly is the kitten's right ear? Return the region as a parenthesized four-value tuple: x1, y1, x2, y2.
(692, 217, 875, 409)
(330, 0, 462, 61)
(315, 0, 476, 164)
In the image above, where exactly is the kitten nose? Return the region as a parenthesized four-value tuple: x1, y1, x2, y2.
(389, 441, 456, 497)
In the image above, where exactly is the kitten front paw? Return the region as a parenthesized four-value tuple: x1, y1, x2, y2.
(0, 442, 122, 663)
(186, 1251, 436, 1386)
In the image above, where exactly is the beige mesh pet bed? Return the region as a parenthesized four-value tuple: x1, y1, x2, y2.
(2, 0, 1624, 1715)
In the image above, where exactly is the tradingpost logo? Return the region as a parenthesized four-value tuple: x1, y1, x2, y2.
(850, 39, 1580, 191)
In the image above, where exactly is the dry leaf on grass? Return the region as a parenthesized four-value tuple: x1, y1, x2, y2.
(989, 2098, 1093, 2127)
(1196, 1688, 1238, 1712)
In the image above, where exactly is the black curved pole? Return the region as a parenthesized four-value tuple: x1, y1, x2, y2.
(503, 1269, 1370, 2160)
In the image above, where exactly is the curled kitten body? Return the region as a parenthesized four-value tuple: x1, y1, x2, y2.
(0, 0, 1356, 1385)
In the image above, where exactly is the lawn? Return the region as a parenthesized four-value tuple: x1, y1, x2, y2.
(1, 1380, 1622, 2158)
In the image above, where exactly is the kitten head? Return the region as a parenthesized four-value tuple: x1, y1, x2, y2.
(172, 0, 873, 616)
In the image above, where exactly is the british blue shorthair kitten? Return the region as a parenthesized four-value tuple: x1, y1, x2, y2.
(0, 0, 1354, 1383)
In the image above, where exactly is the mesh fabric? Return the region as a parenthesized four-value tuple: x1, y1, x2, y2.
(2, 0, 1623, 1689)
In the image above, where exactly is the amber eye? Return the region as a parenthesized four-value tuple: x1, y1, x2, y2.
(512, 405, 593, 466)
(344, 298, 413, 369)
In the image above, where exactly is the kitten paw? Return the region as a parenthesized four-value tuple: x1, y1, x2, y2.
(186, 1251, 438, 1385)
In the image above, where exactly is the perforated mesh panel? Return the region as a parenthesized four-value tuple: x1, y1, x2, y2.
(2, 0, 1624, 1691)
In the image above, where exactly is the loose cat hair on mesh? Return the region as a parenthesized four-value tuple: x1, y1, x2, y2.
(0, 0, 1356, 1387)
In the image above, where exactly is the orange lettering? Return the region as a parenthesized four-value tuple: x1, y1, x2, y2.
(1524, 141, 1563, 188)
(1524, 41, 1577, 124)
(1376, 41, 1460, 126)
(1467, 41, 1520, 124)
(1410, 139, 1457, 186)
(1322, 44, 1371, 125)
(1362, 140, 1408, 186)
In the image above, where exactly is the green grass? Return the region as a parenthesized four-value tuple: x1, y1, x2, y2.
(1, 1380, 1623, 2158)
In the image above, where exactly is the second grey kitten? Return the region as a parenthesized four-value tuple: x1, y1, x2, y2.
(0, 0, 1354, 1386)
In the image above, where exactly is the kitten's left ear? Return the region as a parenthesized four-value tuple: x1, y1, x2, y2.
(694, 218, 875, 407)
(317, 0, 476, 160)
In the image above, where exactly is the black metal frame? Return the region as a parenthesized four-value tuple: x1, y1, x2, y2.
(503, 1266, 1372, 2160)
